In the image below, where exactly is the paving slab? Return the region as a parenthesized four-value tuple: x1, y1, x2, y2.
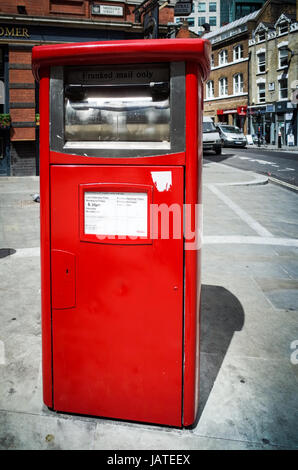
(0, 163, 297, 450)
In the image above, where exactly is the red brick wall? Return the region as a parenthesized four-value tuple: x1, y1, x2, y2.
(9, 48, 36, 142)
(0, 0, 173, 25)
(10, 89, 35, 102)
(0, 0, 49, 16)
(10, 127, 35, 141)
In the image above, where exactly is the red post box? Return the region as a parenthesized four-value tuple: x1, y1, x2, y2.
(32, 39, 210, 428)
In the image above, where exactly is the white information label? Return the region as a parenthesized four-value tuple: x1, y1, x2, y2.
(84, 192, 148, 237)
(99, 5, 123, 16)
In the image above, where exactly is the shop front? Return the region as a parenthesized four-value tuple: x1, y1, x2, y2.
(249, 102, 297, 147)
(275, 100, 297, 147)
(217, 105, 247, 132)
(248, 106, 270, 144)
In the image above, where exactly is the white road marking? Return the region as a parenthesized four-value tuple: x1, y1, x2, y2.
(278, 168, 295, 172)
(238, 156, 279, 167)
(0, 340, 5, 365)
(203, 236, 298, 247)
(11, 247, 40, 257)
(207, 184, 274, 238)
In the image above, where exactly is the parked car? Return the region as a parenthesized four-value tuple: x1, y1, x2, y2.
(203, 117, 222, 154)
(216, 124, 247, 148)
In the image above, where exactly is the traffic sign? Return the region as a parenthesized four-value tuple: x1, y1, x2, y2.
(174, 1, 192, 16)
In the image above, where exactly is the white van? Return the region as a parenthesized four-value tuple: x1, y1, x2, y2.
(202, 116, 222, 155)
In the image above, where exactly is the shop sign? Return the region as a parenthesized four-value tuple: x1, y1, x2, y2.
(0, 25, 30, 38)
(174, 1, 193, 16)
(266, 104, 275, 113)
(217, 109, 237, 115)
(285, 113, 293, 121)
(276, 101, 289, 113)
(268, 82, 275, 91)
(237, 106, 247, 116)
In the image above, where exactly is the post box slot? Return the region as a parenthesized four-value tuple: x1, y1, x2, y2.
(64, 83, 170, 144)
(65, 82, 170, 102)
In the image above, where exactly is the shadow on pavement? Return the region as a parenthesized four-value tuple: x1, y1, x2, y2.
(203, 152, 236, 164)
(195, 284, 245, 425)
(0, 248, 16, 259)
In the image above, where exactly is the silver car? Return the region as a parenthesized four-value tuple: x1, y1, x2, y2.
(216, 124, 247, 148)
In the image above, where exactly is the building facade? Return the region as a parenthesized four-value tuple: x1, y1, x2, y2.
(203, 10, 259, 132)
(248, 6, 298, 146)
(174, 0, 220, 36)
(0, 0, 174, 176)
(220, 0, 266, 25)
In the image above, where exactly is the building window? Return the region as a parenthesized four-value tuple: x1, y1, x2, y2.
(187, 17, 195, 27)
(198, 16, 206, 26)
(257, 82, 266, 103)
(209, 2, 217, 12)
(233, 44, 243, 61)
(257, 52, 266, 73)
(206, 80, 214, 98)
(198, 2, 206, 12)
(279, 78, 288, 99)
(211, 54, 214, 68)
(219, 77, 228, 96)
(219, 50, 228, 65)
(209, 16, 217, 26)
(233, 73, 244, 94)
(257, 31, 266, 42)
(279, 22, 288, 35)
(279, 48, 288, 68)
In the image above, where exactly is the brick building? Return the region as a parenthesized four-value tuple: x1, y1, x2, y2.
(202, 10, 259, 133)
(248, 0, 297, 146)
(0, 0, 174, 176)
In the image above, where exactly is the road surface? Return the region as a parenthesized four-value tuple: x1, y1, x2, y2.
(204, 147, 298, 187)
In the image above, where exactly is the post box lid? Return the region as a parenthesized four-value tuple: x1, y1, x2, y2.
(32, 38, 211, 82)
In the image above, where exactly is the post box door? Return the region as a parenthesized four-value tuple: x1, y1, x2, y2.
(50, 165, 184, 427)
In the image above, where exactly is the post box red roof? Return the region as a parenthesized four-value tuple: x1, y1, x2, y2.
(32, 38, 211, 82)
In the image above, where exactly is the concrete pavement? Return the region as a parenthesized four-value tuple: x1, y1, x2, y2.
(0, 164, 297, 450)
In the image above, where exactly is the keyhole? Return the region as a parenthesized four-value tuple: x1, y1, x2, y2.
(66, 269, 69, 274)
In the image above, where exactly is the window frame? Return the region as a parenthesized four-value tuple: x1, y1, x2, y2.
(233, 73, 244, 94)
(279, 77, 288, 100)
(257, 82, 266, 103)
(209, 16, 217, 27)
(257, 52, 266, 73)
(219, 49, 228, 66)
(279, 22, 288, 35)
(257, 31, 266, 42)
(198, 16, 206, 26)
(187, 17, 195, 27)
(219, 77, 228, 97)
(198, 2, 206, 12)
(209, 2, 217, 12)
(233, 44, 243, 61)
(278, 47, 288, 69)
(206, 80, 214, 99)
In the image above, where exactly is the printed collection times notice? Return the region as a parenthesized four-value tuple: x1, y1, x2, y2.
(84, 191, 148, 237)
